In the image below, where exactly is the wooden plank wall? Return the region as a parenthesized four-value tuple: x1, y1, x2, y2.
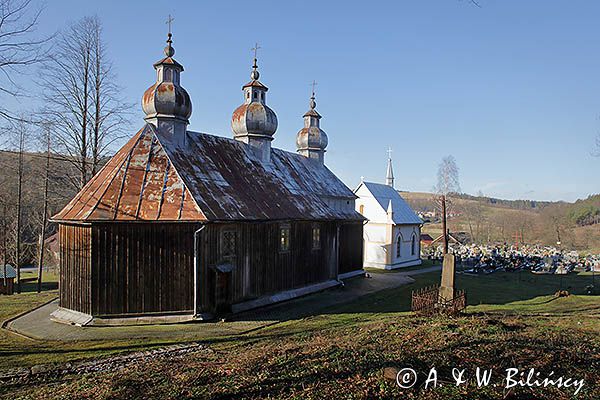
(91, 223, 197, 316)
(60, 220, 362, 317)
(339, 222, 364, 274)
(59, 224, 92, 314)
(197, 221, 343, 313)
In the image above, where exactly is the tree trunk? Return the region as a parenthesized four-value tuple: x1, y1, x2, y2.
(80, 48, 90, 188)
(2, 205, 5, 289)
(37, 134, 51, 293)
(92, 24, 101, 176)
(15, 129, 24, 293)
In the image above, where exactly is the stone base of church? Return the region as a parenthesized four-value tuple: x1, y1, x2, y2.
(231, 279, 340, 314)
(364, 258, 422, 270)
(338, 269, 365, 280)
(51, 276, 358, 326)
(50, 307, 196, 327)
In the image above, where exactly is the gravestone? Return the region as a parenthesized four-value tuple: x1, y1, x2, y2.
(439, 253, 455, 302)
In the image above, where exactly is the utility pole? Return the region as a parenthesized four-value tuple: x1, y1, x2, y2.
(37, 133, 51, 293)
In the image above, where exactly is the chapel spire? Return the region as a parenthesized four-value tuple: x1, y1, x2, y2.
(296, 81, 328, 164)
(386, 147, 394, 188)
(231, 43, 278, 163)
(141, 19, 192, 146)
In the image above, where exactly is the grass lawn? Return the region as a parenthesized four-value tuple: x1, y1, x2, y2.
(1, 269, 599, 399)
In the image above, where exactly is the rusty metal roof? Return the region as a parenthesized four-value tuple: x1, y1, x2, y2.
(52, 125, 206, 222)
(53, 124, 362, 223)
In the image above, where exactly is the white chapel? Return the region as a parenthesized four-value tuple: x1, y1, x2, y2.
(355, 152, 423, 269)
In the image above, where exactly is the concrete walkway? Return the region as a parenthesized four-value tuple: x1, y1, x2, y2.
(6, 265, 441, 342)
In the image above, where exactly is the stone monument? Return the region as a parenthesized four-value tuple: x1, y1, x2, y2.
(439, 253, 455, 302)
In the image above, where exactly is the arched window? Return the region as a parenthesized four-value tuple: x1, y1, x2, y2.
(359, 204, 365, 215)
(411, 235, 416, 256)
(396, 235, 402, 258)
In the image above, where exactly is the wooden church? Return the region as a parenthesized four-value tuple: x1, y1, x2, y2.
(51, 33, 364, 325)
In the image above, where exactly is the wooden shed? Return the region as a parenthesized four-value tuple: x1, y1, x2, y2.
(0, 265, 16, 295)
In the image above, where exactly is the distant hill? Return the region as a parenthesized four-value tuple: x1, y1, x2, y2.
(401, 191, 600, 254)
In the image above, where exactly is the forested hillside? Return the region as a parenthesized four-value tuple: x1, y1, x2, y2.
(403, 191, 600, 253)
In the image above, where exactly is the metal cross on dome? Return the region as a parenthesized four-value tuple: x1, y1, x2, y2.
(387, 147, 393, 159)
(310, 80, 318, 96)
(166, 14, 174, 34)
(251, 42, 261, 60)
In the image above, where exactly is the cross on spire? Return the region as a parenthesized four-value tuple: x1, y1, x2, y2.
(387, 146, 393, 160)
(166, 14, 174, 34)
(310, 80, 318, 97)
(251, 42, 261, 61)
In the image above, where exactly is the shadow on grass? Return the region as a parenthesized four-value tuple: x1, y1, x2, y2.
(232, 270, 599, 323)
(12, 280, 58, 294)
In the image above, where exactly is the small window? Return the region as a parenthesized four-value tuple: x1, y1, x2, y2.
(359, 205, 365, 214)
(280, 225, 290, 252)
(411, 235, 416, 256)
(396, 236, 402, 258)
(221, 230, 237, 258)
(312, 226, 321, 250)
(253, 92, 258, 99)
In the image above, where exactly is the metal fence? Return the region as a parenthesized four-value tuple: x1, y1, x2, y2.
(411, 285, 467, 316)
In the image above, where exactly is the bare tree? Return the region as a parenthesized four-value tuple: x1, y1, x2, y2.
(39, 16, 130, 189)
(434, 155, 461, 254)
(1, 203, 6, 289)
(0, 0, 49, 122)
(36, 125, 50, 292)
(435, 156, 461, 196)
(89, 18, 130, 175)
(14, 118, 24, 292)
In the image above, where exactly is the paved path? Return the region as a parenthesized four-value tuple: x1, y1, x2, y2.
(6, 265, 441, 342)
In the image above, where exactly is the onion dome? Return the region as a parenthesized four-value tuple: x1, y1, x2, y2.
(296, 92, 328, 163)
(142, 33, 192, 124)
(231, 58, 278, 141)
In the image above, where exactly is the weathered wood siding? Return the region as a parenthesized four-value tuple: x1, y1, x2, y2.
(59, 219, 362, 317)
(197, 221, 344, 313)
(339, 222, 364, 274)
(59, 224, 92, 314)
(91, 223, 197, 316)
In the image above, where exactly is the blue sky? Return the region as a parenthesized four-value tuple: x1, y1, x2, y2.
(13, 0, 600, 202)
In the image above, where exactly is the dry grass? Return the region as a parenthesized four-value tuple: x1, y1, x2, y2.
(1, 271, 599, 399)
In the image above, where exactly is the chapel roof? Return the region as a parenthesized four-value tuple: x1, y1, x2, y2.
(355, 181, 423, 225)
